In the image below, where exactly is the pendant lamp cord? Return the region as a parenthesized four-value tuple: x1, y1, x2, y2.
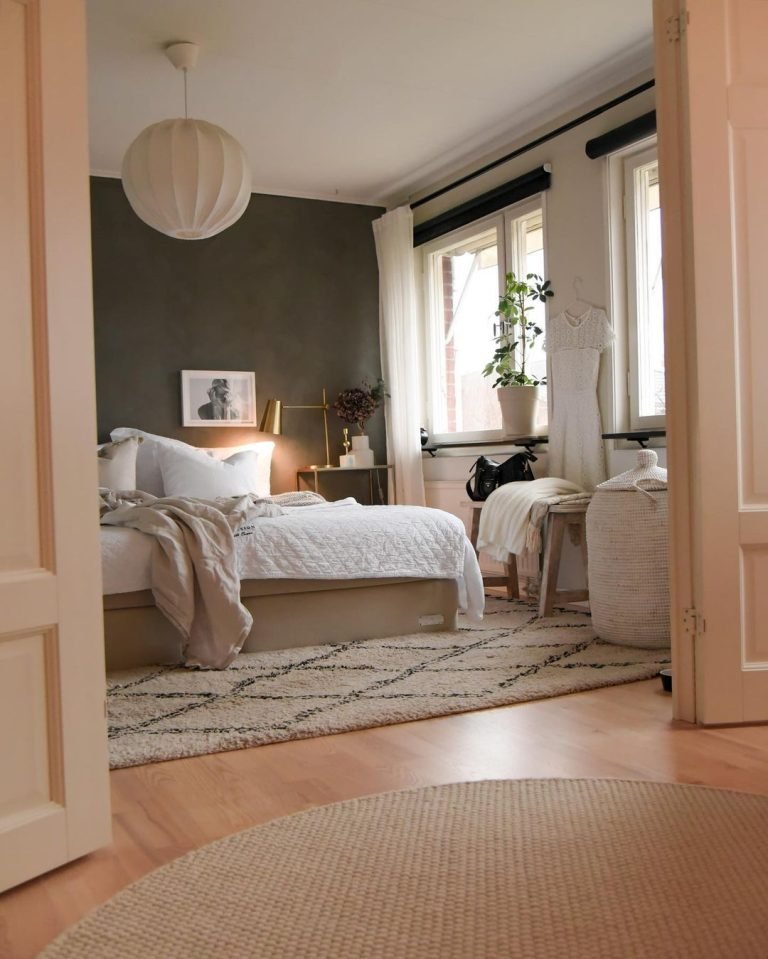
(183, 67, 188, 119)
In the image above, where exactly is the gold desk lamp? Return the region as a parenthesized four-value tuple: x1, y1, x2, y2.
(258, 388, 332, 469)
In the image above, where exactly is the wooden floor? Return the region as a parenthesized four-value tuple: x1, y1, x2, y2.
(4, 677, 768, 958)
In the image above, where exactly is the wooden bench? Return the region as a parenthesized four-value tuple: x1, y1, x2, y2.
(467, 499, 589, 615)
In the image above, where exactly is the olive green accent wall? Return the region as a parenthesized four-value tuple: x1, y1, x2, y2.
(90, 178, 385, 493)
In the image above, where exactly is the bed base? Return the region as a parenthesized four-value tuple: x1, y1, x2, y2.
(103, 577, 459, 671)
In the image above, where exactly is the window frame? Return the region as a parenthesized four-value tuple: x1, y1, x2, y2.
(420, 195, 547, 445)
(608, 137, 665, 433)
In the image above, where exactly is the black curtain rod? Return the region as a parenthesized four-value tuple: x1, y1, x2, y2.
(413, 165, 551, 247)
(585, 110, 657, 158)
(411, 78, 655, 210)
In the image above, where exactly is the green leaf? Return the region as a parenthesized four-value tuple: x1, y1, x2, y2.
(485, 269, 553, 382)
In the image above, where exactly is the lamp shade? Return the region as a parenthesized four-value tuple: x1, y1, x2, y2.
(258, 399, 283, 434)
(121, 118, 252, 240)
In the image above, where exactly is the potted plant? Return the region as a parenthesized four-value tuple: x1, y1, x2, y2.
(482, 271, 553, 436)
(333, 378, 387, 467)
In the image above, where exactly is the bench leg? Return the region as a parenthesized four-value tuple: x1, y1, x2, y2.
(539, 513, 566, 617)
(470, 506, 520, 601)
(469, 508, 481, 553)
(503, 556, 519, 601)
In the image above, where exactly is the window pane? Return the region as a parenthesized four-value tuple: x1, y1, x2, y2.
(520, 211, 546, 386)
(634, 162, 665, 417)
(432, 229, 502, 433)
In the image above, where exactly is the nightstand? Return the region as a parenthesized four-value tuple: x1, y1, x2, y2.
(297, 465, 395, 505)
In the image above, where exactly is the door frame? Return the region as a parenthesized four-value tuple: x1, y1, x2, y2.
(654, 0, 697, 722)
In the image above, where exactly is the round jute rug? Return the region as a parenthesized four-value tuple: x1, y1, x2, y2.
(40, 780, 768, 959)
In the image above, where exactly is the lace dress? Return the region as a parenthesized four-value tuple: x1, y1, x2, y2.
(545, 307, 614, 491)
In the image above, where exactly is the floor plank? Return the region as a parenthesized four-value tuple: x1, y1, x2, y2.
(3, 678, 768, 959)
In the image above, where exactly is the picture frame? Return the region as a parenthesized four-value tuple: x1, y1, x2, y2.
(181, 370, 257, 427)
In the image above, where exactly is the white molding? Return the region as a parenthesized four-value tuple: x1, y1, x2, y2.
(88, 169, 383, 208)
(249, 185, 384, 208)
(378, 39, 655, 210)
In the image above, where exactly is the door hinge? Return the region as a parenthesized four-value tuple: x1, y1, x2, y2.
(666, 12, 689, 43)
(683, 607, 705, 637)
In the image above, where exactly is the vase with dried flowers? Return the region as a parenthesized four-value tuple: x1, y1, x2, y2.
(334, 378, 386, 467)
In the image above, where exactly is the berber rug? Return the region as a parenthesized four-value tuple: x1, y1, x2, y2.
(38, 779, 768, 959)
(107, 596, 669, 768)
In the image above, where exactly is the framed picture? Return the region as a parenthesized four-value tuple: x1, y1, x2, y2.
(181, 370, 257, 427)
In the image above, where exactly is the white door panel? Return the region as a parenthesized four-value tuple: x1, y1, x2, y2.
(663, 0, 768, 723)
(0, 0, 110, 891)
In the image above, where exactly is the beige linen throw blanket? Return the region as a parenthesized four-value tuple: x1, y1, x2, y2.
(476, 478, 590, 561)
(99, 490, 323, 669)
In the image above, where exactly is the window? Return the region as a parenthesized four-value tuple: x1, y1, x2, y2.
(618, 144, 665, 428)
(422, 200, 546, 442)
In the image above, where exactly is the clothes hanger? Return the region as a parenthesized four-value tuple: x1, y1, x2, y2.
(565, 277, 594, 318)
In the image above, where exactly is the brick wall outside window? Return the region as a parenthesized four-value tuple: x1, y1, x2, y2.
(441, 257, 457, 433)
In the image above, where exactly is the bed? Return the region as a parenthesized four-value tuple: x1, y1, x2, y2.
(100, 429, 484, 670)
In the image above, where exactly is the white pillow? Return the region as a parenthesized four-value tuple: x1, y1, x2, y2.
(97, 436, 140, 490)
(110, 429, 274, 497)
(110, 428, 191, 496)
(201, 442, 274, 497)
(157, 444, 260, 499)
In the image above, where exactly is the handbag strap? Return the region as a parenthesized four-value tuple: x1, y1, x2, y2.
(466, 460, 480, 501)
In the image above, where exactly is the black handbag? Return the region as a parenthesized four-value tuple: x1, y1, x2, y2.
(499, 449, 537, 484)
(465, 450, 537, 501)
(466, 455, 502, 501)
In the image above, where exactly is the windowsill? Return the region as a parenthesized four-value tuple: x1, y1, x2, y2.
(421, 436, 547, 458)
(608, 430, 667, 452)
(423, 429, 665, 457)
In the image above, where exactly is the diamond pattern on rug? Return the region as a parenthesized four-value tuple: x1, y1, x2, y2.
(107, 597, 670, 769)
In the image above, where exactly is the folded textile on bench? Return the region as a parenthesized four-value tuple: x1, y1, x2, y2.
(99, 490, 323, 668)
(476, 478, 588, 561)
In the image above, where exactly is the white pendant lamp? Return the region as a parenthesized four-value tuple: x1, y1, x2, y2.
(121, 42, 252, 240)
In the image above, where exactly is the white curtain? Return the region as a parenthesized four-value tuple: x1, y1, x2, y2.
(373, 206, 426, 506)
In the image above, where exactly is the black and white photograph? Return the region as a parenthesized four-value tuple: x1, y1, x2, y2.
(181, 370, 256, 426)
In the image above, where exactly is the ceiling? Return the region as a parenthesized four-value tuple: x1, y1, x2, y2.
(86, 0, 653, 207)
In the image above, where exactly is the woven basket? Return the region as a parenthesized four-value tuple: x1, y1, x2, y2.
(586, 450, 669, 649)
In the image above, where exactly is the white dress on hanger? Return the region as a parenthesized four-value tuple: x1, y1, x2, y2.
(545, 306, 615, 491)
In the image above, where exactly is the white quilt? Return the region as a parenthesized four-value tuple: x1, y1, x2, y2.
(101, 499, 485, 620)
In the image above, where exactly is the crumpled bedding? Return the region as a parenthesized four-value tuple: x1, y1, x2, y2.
(99, 489, 324, 669)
